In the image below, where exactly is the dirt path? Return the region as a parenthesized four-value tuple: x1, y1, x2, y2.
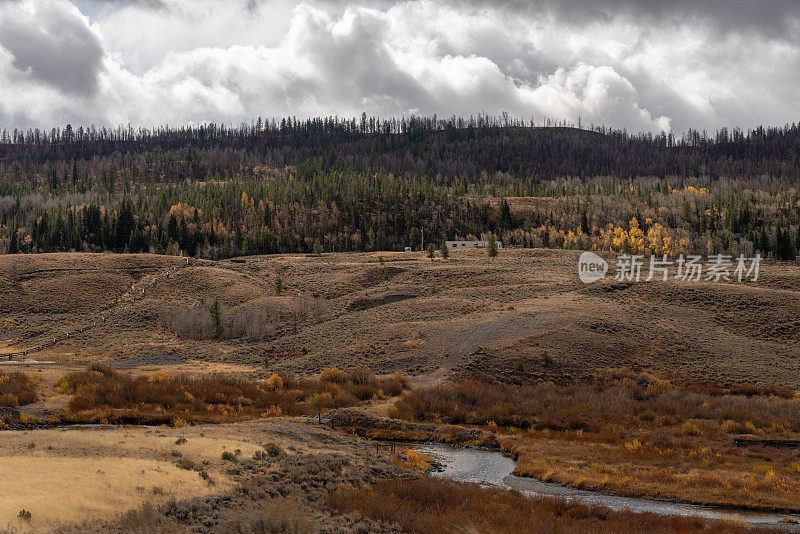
(414, 302, 569, 387)
(1, 259, 192, 361)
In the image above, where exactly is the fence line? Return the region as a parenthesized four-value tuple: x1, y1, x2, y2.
(5, 258, 192, 361)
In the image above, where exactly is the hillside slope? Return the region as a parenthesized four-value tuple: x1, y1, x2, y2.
(1, 250, 798, 386)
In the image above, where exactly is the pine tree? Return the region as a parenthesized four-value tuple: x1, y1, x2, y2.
(439, 241, 449, 260)
(409, 227, 421, 251)
(795, 228, 800, 255)
(115, 200, 135, 250)
(487, 233, 498, 257)
(8, 230, 18, 254)
(427, 242, 436, 259)
(49, 166, 59, 190)
(500, 199, 512, 229)
(759, 227, 770, 255)
(209, 300, 223, 339)
(368, 228, 377, 251)
(167, 214, 179, 243)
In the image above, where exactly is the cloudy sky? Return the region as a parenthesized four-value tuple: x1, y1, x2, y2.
(0, 0, 798, 133)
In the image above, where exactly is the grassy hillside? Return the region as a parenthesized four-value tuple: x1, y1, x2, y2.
(1, 249, 798, 387)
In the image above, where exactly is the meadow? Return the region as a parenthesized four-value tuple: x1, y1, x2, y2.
(0, 249, 798, 531)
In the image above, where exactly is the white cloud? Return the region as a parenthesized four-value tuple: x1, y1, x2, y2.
(0, 0, 798, 133)
(526, 63, 670, 131)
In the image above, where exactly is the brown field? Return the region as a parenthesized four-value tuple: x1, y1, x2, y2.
(0, 249, 798, 531)
(1, 250, 798, 385)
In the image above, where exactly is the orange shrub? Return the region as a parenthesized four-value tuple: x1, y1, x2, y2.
(0, 372, 39, 406)
(58, 364, 407, 425)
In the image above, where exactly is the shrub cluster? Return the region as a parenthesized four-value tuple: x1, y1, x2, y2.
(162, 295, 327, 340)
(393, 372, 800, 433)
(0, 371, 39, 407)
(58, 364, 407, 424)
(327, 477, 768, 534)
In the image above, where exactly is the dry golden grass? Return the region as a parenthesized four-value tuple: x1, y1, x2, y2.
(0, 456, 219, 531)
(0, 427, 262, 462)
(0, 416, 413, 531)
(0, 428, 268, 532)
(0, 423, 271, 531)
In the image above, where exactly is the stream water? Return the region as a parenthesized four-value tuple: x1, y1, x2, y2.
(413, 443, 800, 530)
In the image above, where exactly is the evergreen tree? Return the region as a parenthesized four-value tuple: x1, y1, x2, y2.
(581, 210, 590, 235)
(409, 227, 421, 250)
(7, 229, 17, 254)
(115, 200, 135, 250)
(500, 199, 512, 229)
(167, 214, 179, 243)
(368, 228, 377, 251)
(795, 228, 800, 255)
(209, 299, 223, 339)
(439, 241, 449, 260)
(487, 233, 498, 257)
(101, 212, 112, 250)
(85, 204, 101, 244)
(759, 227, 770, 254)
(49, 166, 59, 190)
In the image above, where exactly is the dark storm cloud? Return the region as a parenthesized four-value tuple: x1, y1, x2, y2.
(0, 1, 104, 94)
(0, 0, 797, 132)
(78, 0, 166, 7)
(458, 0, 800, 36)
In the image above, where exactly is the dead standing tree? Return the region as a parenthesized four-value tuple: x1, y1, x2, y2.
(286, 294, 327, 334)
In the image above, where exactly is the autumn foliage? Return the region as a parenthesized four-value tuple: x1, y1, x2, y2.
(0, 371, 39, 408)
(57, 365, 407, 425)
(392, 373, 800, 433)
(327, 477, 773, 534)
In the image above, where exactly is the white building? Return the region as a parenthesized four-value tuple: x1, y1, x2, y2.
(445, 240, 502, 250)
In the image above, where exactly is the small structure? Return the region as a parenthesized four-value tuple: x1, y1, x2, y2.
(445, 240, 503, 250)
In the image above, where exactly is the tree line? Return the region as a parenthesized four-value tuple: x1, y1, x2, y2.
(2, 115, 800, 180)
(0, 116, 798, 260)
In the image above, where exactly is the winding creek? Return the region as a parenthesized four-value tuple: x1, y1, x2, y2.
(413, 443, 800, 530)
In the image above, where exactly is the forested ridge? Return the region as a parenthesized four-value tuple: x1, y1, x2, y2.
(1, 115, 799, 259)
(3, 115, 800, 179)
